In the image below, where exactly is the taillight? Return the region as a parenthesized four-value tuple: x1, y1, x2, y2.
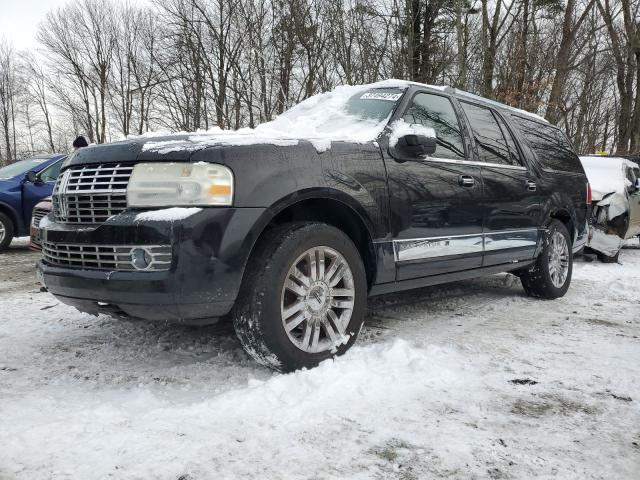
(586, 182, 592, 205)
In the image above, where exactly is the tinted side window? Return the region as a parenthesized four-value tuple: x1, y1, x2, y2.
(40, 161, 62, 182)
(460, 102, 514, 166)
(512, 116, 583, 173)
(494, 112, 524, 166)
(402, 93, 466, 160)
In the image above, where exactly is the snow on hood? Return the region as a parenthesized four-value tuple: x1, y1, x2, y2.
(134, 80, 433, 154)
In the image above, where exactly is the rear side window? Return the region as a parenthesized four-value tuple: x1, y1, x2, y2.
(512, 116, 583, 173)
(460, 102, 521, 166)
(402, 93, 466, 160)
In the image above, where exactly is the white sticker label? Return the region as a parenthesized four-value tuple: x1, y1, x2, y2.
(360, 92, 403, 102)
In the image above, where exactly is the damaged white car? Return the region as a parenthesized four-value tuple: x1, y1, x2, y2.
(579, 156, 640, 262)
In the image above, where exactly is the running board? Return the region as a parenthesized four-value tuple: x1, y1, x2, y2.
(368, 260, 534, 297)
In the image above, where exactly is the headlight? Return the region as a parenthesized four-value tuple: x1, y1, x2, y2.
(127, 162, 233, 207)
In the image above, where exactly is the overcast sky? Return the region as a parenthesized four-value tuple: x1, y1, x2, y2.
(0, 0, 149, 51)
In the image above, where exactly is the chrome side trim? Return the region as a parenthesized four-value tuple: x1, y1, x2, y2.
(394, 234, 483, 262)
(422, 156, 527, 171)
(393, 228, 540, 262)
(484, 229, 539, 252)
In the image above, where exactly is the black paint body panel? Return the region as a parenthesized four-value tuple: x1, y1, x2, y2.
(39, 85, 589, 322)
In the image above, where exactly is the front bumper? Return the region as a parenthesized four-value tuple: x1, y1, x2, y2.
(38, 207, 265, 323)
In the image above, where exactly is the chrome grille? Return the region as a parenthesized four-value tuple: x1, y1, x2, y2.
(32, 207, 49, 227)
(53, 163, 133, 223)
(42, 242, 172, 271)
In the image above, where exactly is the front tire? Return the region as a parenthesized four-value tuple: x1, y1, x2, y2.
(232, 222, 367, 372)
(0, 212, 15, 252)
(520, 219, 572, 299)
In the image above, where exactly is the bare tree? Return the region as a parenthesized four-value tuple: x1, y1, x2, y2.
(0, 39, 18, 164)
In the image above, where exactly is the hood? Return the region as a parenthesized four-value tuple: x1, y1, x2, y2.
(64, 133, 313, 169)
(65, 135, 196, 168)
(64, 130, 378, 169)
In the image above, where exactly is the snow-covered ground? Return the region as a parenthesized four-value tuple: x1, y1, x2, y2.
(1, 239, 639, 479)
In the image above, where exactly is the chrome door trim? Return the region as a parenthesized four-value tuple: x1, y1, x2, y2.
(393, 228, 540, 262)
(422, 156, 527, 171)
(484, 228, 539, 251)
(394, 234, 483, 262)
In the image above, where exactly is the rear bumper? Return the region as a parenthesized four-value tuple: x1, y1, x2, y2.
(38, 207, 265, 322)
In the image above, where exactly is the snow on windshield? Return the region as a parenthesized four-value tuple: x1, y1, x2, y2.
(140, 80, 411, 153)
(261, 85, 405, 149)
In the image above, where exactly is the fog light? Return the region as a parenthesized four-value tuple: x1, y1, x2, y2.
(131, 248, 152, 270)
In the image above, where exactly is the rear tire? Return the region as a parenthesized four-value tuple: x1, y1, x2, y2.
(596, 251, 620, 263)
(0, 212, 15, 252)
(232, 222, 367, 372)
(520, 219, 572, 299)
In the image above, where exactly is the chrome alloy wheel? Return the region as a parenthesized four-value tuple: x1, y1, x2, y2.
(0, 221, 5, 244)
(548, 230, 569, 288)
(281, 246, 355, 353)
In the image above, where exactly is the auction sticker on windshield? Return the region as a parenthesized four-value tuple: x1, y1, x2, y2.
(360, 92, 403, 101)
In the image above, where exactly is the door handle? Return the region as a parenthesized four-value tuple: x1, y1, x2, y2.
(526, 180, 537, 191)
(458, 175, 475, 187)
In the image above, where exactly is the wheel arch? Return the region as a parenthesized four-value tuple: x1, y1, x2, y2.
(549, 207, 575, 242)
(244, 189, 378, 289)
(0, 201, 21, 236)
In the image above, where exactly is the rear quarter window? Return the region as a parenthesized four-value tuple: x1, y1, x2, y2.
(512, 116, 583, 174)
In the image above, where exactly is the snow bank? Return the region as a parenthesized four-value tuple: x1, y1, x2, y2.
(134, 207, 201, 222)
(3, 246, 640, 478)
(0, 337, 484, 479)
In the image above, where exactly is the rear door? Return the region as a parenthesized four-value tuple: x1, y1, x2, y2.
(383, 91, 485, 281)
(457, 101, 542, 266)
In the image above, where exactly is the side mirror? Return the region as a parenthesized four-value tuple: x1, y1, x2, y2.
(389, 134, 437, 162)
(26, 170, 42, 185)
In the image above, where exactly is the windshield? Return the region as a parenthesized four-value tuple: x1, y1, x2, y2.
(258, 86, 405, 143)
(0, 158, 48, 179)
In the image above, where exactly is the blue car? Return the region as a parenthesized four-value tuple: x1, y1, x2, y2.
(0, 154, 66, 251)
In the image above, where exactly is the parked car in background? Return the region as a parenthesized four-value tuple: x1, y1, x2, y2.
(579, 155, 640, 262)
(0, 154, 66, 251)
(38, 81, 589, 371)
(29, 198, 52, 251)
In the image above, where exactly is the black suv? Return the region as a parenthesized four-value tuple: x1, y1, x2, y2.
(38, 81, 589, 371)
